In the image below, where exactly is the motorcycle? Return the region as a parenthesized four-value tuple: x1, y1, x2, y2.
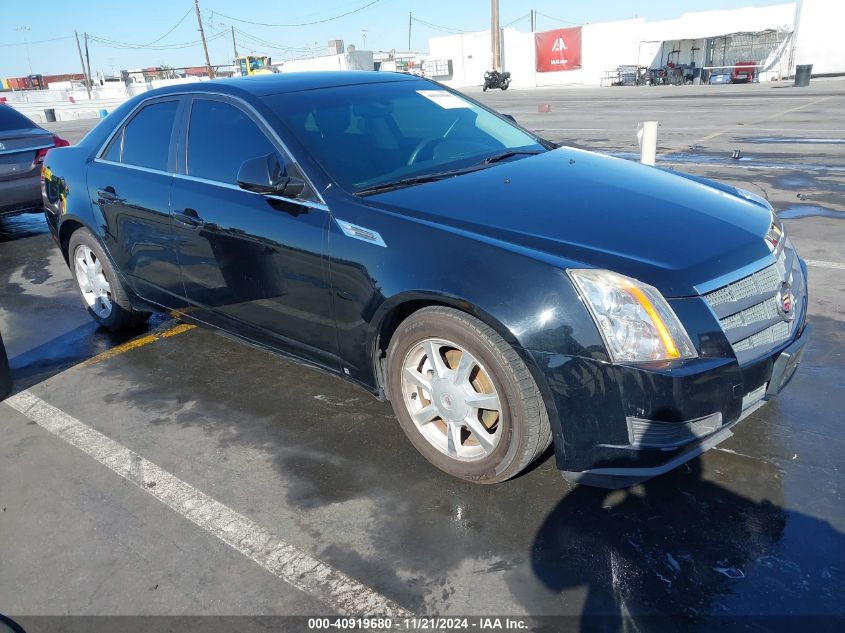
(483, 69, 511, 91)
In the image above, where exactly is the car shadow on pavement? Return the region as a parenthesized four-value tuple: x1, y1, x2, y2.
(3, 322, 150, 392)
(528, 458, 845, 631)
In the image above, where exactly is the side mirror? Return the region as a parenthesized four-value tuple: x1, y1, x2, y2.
(503, 114, 517, 124)
(236, 153, 305, 198)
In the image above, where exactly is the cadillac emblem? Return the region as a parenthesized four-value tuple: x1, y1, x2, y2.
(776, 281, 796, 322)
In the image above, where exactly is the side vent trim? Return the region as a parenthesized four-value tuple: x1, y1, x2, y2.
(336, 219, 387, 248)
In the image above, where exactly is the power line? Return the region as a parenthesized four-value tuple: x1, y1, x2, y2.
(0, 35, 73, 48)
(231, 27, 325, 55)
(411, 16, 469, 34)
(143, 6, 194, 46)
(84, 6, 196, 50)
(212, 0, 382, 28)
(87, 30, 226, 50)
(503, 12, 531, 29)
(536, 11, 580, 26)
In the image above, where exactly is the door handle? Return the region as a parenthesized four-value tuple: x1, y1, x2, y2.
(174, 207, 205, 228)
(97, 186, 118, 203)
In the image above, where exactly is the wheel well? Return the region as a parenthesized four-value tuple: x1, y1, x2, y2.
(373, 299, 517, 398)
(58, 219, 84, 264)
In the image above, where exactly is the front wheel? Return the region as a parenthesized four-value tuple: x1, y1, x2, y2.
(386, 307, 551, 483)
(501, 82, 510, 91)
(68, 228, 149, 331)
(482, 83, 489, 92)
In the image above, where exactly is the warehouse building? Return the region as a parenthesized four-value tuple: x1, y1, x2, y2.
(427, 0, 845, 88)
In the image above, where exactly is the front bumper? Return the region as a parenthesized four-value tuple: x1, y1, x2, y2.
(531, 258, 810, 489)
(0, 173, 42, 215)
(557, 325, 809, 488)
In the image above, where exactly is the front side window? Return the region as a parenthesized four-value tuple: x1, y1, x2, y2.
(262, 80, 545, 192)
(119, 100, 178, 171)
(187, 99, 277, 184)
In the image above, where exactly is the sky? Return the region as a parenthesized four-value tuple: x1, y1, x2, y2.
(0, 0, 792, 77)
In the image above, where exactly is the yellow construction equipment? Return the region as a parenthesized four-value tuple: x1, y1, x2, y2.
(235, 55, 277, 76)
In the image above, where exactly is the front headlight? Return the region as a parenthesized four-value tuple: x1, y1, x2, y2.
(568, 269, 697, 363)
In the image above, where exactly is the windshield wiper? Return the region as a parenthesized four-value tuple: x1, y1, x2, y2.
(354, 150, 546, 196)
(481, 149, 546, 165)
(354, 166, 483, 196)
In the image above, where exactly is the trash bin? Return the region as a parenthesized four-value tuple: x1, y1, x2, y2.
(794, 64, 813, 87)
(0, 332, 12, 400)
(44, 108, 57, 122)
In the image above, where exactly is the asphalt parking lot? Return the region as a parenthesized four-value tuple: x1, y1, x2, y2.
(2, 81, 844, 629)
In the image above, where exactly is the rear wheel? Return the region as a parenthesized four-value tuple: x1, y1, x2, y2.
(386, 307, 551, 483)
(68, 228, 149, 331)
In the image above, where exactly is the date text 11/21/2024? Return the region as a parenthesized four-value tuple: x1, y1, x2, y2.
(306, 617, 529, 630)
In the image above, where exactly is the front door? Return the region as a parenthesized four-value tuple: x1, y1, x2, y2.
(87, 97, 184, 306)
(170, 96, 337, 369)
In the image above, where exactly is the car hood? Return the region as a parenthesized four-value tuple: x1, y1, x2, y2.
(365, 148, 775, 297)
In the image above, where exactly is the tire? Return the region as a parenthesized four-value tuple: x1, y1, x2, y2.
(68, 227, 149, 332)
(386, 306, 552, 484)
(501, 83, 509, 91)
(482, 84, 488, 92)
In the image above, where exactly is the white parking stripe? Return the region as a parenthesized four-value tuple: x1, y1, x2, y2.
(806, 259, 845, 270)
(4, 390, 410, 618)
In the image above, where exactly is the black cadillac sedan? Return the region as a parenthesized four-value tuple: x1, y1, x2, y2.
(41, 72, 808, 488)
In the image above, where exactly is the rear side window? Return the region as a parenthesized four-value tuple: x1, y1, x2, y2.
(187, 99, 277, 184)
(0, 105, 37, 132)
(118, 100, 178, 171)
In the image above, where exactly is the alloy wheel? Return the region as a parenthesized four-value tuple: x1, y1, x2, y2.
(74, 245, 113, 319)
(400, 338, 503, 461)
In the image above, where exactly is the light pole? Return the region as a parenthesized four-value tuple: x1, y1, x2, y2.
(361, 29, 368, 49)
(14, 26, 32, 75)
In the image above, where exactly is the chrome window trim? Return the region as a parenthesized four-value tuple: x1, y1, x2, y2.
(95, 95, 181, 165)
(90, 158, 328, 211)
(93, 157, 170, 177)
(94, 89, 326, 206)
(172, 172, 329, 212)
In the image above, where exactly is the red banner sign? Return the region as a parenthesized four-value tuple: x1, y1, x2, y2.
(535, 27, 582, 73)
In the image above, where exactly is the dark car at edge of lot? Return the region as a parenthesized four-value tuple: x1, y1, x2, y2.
(40, 71, 809, 488)
(0, 104, 69, 216)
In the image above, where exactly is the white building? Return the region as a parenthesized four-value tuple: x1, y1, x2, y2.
(427, 1, 844, 88)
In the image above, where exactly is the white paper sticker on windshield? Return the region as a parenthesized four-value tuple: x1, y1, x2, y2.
(417, 90, 472, 109)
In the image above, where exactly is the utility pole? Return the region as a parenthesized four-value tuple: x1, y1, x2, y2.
(84, 32, 93, 89)
(530, 9, 536, 32)
(408, 12, 412, 51)
(194, 0, 215, 78)
(490, 0, 501, 71)
(231, 25, 238, 59)
(74, 30, 91, 99)
(14, 26, 33, 75)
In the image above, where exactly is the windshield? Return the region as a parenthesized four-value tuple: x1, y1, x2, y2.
(262, 80, 544, 192)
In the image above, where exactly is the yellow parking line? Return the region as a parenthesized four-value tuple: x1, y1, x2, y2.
(79, 323, 196, 368)
(669, 95, 835, 153)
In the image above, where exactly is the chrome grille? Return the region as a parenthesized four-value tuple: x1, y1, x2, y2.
(703, 241, 804, 362)
(733, 321, 790, 352)
(705, 264, 780, 307)
(720, 296, 780, 330)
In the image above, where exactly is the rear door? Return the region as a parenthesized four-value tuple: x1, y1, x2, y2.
(170, 95, 336, 368)
(87, 97, 185, 306)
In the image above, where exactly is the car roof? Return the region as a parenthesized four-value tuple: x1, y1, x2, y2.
(154, 71, 421, 98)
